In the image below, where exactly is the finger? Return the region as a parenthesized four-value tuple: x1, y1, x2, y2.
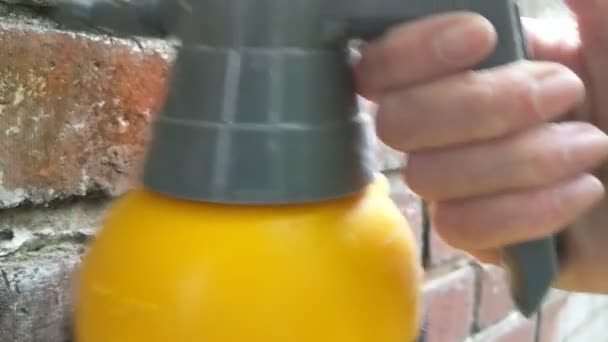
(566, 0, 608, 46)
(521, 17, 592, 124)
(565, 0, 608, 132)
(375, 61, 585, 152)
(429, 174, 604, 251)
(405, 122, 608, 201)
(354, 11, 497, 99)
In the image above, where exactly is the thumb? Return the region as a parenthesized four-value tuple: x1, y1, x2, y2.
(566, 0, 608, 45)
(564, 0, 608, 73)
(522, 16, 582, 74)
(565, 0, 608, 131)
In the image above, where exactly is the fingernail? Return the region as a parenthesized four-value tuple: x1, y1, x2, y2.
(557, 122, 608, 146)
(554, 122, 608, 170)
(561, 174, 605, 208)
(573, 125, 608, 162)
(535, 69, 585, 115)
(434, 15, 496, 63)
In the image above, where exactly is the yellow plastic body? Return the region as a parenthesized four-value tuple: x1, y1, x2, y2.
(74, 175, 422, 342)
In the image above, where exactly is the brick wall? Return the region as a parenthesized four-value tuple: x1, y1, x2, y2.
(0, 1, 607, 341)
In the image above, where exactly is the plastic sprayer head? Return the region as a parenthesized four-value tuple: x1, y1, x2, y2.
(142, 0, 374, 204)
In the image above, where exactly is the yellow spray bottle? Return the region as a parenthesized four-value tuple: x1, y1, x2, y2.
(50, 0, 558, 340)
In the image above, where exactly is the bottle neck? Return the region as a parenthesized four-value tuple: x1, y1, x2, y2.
(141, 45, 375, 205)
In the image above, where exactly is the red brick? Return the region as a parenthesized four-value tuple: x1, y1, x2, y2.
(423, 266, 476, 342)
(0, 22, 172, 208)
(473, 314, 536, 342)
(538, 290, 569, 342)
(387, 173, 423, 253)
(477, 265, 515, 329)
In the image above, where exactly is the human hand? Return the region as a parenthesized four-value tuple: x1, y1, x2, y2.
(354, 1, 608, 293)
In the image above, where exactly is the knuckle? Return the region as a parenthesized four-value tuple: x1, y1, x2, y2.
(524, 147, 563, 183)
(512, 61, 576, 121)
(459, 72, 510, 136)
(489, 61, 541, 125)
(461, 72, 496, 105)
(521, 127, 569, 183)
(516, 82, 544, 121)
(532, 188, 565, 222)
(464, 86, 496, 116)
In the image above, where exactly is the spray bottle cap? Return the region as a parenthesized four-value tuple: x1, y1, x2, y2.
(142, 0, 377, 204)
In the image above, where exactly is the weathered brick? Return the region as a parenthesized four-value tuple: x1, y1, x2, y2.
(476, 265, 514, 330)
(0, 198, 105, 342)
(471, 313, 536, 342)
(0, 18, 173, 209)
(423, 266, 476, 342)
(0, 249, 78, 342)
(538, 290, 569, 342)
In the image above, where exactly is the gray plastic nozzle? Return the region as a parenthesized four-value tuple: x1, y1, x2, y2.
(52, 0, 558, 317)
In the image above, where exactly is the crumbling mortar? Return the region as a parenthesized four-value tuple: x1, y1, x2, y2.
(0, 2, 180, 57)
(0, 230, 92, 259)
(0, 1, 165, 41)
(470, 261, 485, 334)
(0, 189, 107, 212)
(0, 194, 109, 262)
